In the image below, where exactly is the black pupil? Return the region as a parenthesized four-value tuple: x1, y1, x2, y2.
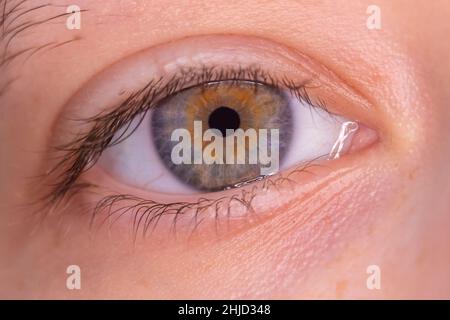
(208, 106, 241, 137)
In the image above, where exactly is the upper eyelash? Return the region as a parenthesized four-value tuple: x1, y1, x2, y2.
(39, 65, 328, 222)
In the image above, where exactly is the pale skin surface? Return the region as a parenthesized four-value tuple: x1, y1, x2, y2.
(0, 0, 450, 299)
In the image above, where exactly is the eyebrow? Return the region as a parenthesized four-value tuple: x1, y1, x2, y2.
(0, 0, 84, 96)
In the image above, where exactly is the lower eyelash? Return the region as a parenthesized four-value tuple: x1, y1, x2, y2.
(58, 156, 327, 239)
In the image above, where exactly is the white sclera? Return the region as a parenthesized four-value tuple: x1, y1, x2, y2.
(280, 95, 350, 169)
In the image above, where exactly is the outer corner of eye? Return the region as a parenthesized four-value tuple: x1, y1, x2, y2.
(347, 121, 379, 155)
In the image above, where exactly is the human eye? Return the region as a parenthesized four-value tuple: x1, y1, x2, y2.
(44, 35, 378, 238)
(101, 77, 355, 194)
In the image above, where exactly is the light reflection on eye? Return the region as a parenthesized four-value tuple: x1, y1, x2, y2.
(98, 78, 355, 194)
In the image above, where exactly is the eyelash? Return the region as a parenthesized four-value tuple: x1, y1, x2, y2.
(88, 158, 322, 239)
(39, 65, 331, 235)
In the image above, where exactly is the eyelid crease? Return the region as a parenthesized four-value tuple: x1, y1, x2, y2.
(41, 65, 329, 211)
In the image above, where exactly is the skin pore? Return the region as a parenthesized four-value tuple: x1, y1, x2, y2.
(1, 0, 450, 299)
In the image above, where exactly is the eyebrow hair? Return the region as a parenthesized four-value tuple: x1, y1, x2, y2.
(0, 0, 85, 94)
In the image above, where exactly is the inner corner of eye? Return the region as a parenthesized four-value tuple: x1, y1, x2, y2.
(96, 78, 376, 195)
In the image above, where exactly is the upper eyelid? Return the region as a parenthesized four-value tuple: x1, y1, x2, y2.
(62, 65, 321, 152)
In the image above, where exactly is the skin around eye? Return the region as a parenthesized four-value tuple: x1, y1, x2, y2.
(4, 0, 450, 300)
(44, 35, 380, 240)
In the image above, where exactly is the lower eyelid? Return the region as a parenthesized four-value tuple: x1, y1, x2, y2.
(52, 100, 379, 240)
(76, 127, 378, 241)
(79, 166, 337, 239)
